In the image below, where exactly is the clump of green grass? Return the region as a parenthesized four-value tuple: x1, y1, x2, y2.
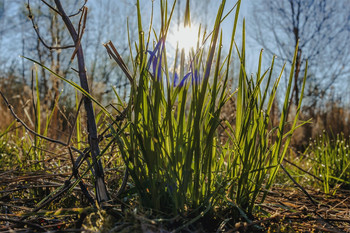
(113, 0, 234, 216)
(225, 22, 307, 215)
(305, 132, 350, 194)
(110, 0, 307, 223)
(0, 121, 21, 168)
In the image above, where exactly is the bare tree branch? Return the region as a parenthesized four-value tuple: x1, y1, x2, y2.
(71, 6, 87, 61)
(40, 0, 60, 15)
(69, 0, 88, 17)
(27, 0, 75, 50)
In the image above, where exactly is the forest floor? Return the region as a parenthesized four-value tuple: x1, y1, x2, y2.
(1, 169, 350, 233)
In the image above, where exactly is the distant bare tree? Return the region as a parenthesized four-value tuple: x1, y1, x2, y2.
(26, 1, 82, 100)
(251, 0, 350, 108)
(0, 1, 27, 77)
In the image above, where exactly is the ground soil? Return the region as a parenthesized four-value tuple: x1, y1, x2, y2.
(1, 171, 350, 232)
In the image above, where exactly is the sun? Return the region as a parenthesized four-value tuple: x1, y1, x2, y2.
(167, 24, 199, 54)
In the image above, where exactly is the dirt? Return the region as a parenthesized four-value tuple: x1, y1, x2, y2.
(1, 171, 350, 232)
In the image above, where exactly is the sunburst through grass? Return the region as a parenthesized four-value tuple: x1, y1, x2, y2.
(167, 24, 199, 54)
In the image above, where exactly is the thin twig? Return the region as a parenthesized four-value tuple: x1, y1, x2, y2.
(68, 147, 95, 205)
(67, 98, 83, 145)
(69, 0, 88, 17)
(279, 167, 342, 230)
(287, 216, 350, 223)
(0, 91, 84, 157)
(41, 0, 60, 15)
(64, 97, 95, 205)
(71, 6, 88, 61)
(27, 0, 75, 50)
(226, 210, 348, 233)
(104, 41, 134, 83)
(21, 180, 72, 221)
(0, 217, 46, 231)
(281, 164, 317, 206)
(283, 158, 323, 182)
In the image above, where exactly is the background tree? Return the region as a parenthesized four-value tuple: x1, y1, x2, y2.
(0, 1, 27, 77)
(251, 0, 350, 109)
(0, 0, 140, 130)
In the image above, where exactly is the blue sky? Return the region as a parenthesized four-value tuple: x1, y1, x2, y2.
(0, 0, 260, 77)
(1, 0, 348, 105)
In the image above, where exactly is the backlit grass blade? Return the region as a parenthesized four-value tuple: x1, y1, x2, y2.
(184, 0, 191, 27)
(266, 41, 301, 188)
(22, 56, 113, 120)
